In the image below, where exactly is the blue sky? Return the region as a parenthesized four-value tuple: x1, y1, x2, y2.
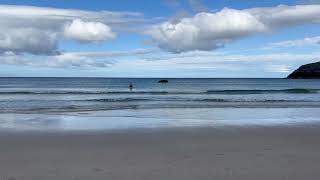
(0, 0, 320, 77)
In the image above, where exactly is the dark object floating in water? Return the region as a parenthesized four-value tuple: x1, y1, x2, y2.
(158, 79, 169, 83)
(287, 61, 320, 79)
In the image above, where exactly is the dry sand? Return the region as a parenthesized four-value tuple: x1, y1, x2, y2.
(1, 124, 320, 180)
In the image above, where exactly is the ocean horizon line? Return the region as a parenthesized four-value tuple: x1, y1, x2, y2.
(0, 77, 288, 79)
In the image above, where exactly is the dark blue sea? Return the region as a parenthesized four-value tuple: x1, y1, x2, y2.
(0, 78, 320, 131)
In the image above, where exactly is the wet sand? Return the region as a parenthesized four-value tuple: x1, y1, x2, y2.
(1, 124, 320, 180)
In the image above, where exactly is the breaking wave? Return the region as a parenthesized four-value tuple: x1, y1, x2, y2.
(206, 88, 319, 94)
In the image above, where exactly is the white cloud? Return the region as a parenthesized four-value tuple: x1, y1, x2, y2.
(48, 53, 112, 68)
(144, 51, 320, 63)
(1, 49, 319, 77)
(64, 48, 158, 58)
(0, 48, 156, 68)
(147, 8, 266, 53)
(117, 51, 320, 77)
(0, 52, 112, 68)
(0, 28, 58, 55)
(0, 5, 142, 55)
(107, 51, 320, 77)
(64, 19, 116, 42)
(0, 5, 141, 25)
(268, 36, 320, 48)
(148, 4, 320, 52)
(247, 5, 320, 27)
(266, 64, 291, 73)
(48, 49, 156, 68)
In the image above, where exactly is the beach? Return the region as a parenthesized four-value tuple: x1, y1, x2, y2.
(2, 0, 320, 178)
(1, 124, 320, 180)
(1, 78, 320, 179)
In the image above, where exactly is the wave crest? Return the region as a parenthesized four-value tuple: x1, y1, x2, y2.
(206, 88, 319, 94)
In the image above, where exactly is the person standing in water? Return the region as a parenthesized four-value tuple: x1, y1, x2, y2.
(129, 83, 133, 91)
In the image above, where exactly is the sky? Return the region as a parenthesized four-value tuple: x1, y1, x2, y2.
(0, 0, 320, 77)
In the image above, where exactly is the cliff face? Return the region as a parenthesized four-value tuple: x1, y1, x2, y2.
(287, 61, 320, 79)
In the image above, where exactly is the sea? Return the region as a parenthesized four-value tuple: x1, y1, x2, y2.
(0, 77, 320, 131)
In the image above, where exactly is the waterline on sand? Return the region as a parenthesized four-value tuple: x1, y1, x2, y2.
(1, 108, 320, 131)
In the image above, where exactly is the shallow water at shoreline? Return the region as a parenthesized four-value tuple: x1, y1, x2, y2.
(1, 108, 320, 131)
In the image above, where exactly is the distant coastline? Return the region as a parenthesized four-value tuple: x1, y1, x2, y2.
(287, 61, 320, 79)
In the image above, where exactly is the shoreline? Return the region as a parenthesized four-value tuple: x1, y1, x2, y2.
(1, 124, 320, 179)
(1, 107, 320, 132)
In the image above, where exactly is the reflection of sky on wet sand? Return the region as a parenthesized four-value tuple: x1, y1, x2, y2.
(0, 108, 320, 131)
(0, 114, 62, 130)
